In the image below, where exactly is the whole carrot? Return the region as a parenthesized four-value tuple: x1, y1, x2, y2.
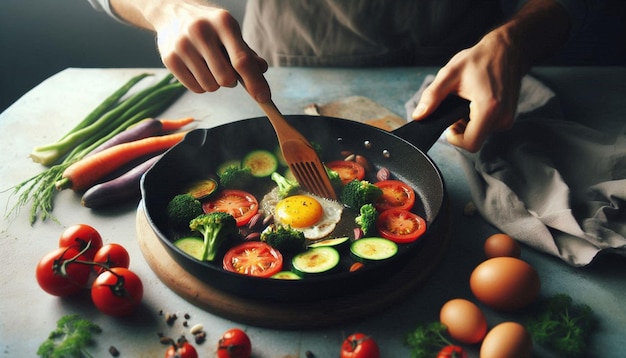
(158, 117, 195, 133)
(81, 154, 162, 208)
(56, 131, 187, 192)
(86, 118, 163, 157)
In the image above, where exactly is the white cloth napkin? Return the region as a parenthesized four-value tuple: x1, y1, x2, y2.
(406, 75, 626, 266)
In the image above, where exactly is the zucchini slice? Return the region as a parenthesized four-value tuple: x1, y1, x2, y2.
(292, 246, 340, 275)
(271, 271, 302, 280)
(173, 237, 205, 261)
(185, 178, 218, 199)
(350, 237, 398, 262)
(242, 149, 278, 177)
(308, 236, 350, 250)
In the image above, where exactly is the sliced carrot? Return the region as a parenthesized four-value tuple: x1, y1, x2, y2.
(158, 117, 195, 132)
(56, 131, 187, 191)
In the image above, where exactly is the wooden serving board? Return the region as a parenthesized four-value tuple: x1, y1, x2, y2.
(136, 205, 451, 329)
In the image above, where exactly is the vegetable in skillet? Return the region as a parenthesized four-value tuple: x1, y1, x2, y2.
(189, 212, 238, 261)
(325, 166, 345, 193)
(242, 149, 278, 177)
(260, 223, 306, 253)
(218, 165, 254, 189)
(355, 203, 379, 236)
(166, 193, 204, 231)
(340, 179, 383, 209)
(270, 171, 300, 199)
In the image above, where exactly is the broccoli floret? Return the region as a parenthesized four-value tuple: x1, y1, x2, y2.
(260, 224, 305, 253)
(355, 203, 379, 236)
(340, 179, 383, 209)
(189, 212, 238, 261)
(166, 193, 204, 231)
(325, 166, 344, 193)
(219, 165, 254, 189)
(270, 171, 300, 198)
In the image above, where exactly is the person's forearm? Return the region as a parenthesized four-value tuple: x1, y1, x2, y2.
(491, 0, 571, 72)
(109, 0, 214, 31)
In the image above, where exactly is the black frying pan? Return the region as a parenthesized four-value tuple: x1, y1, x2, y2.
(141, 95, 469, 301)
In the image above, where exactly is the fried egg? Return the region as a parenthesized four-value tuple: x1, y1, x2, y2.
(261, 189, 343, 240)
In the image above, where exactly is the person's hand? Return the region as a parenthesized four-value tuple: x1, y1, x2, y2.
(412, 29, 523, 153)
(150, 2, 271, 102)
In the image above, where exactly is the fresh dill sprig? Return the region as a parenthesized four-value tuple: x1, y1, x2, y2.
(37, 314, 102, 358)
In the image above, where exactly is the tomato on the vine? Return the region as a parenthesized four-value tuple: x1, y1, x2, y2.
(437, 345, 468, 358)
(217, 328, 252, 358)
(165, 340, 198, 358)
(92, 243, 130, 274)
(340, 333, 380, 358)
(91, 267, 143, 316)
(376, 208, 427, 243)
(58, 224, 103, 260)
(36, 247, 91, 296)
(202, 189, 259, 227)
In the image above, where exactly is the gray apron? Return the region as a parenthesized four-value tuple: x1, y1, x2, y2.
(242, 0, 502, 67)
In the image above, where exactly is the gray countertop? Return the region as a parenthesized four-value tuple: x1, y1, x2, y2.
(1, 66, 624, 357)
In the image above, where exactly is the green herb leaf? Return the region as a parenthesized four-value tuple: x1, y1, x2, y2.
(404, 322, 450, 358)
(526, 294, 596, 358)
(37, 314, 102, 358)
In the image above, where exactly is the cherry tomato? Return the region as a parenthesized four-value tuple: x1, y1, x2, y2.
(217, 328, 252, 358)
(437, 345, 468, 358)
(36, 247, 91, 296)
(58, 224, 103, 260)
(91, 267, 143, 316)
(374, 180, 415, 211)
(92, 243, 130, 274)
(376, 208, 427, 243)
(202, 189, 259, 227)
(326, 160, 366, 184)
(340, 332, 380, 358)
(165, 341, 198, 358)
(222, 242, 283, 278)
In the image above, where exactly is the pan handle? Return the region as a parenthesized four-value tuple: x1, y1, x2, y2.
(391, 95, 470, 152)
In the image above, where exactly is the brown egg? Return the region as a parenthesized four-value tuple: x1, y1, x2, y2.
(483, 233, 521, 258)
(439, 298, 488, 344)
(480, 322, 532, 358)
(470, 257, 540, 311)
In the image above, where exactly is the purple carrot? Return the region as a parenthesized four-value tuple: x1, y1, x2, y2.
(86, 118, 163, 157)
(81, 154, 162, 208)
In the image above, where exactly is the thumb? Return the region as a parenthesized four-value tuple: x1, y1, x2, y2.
(411, 86, 450, 121)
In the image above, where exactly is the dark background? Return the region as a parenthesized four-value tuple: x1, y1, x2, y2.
(1, 0, 624, 113)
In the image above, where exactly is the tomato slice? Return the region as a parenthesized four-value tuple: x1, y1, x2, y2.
(223, 242, 283, 278)
(376, 208, 426, 243)
(374, 180, 416, 211)
(326, 160, 365, 184)
(202, 189, 259, 227)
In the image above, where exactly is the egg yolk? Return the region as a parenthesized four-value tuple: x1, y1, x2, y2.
(274, 195, 324, 228)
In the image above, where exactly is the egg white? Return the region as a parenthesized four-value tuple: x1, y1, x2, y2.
(260, 188, 343, 240)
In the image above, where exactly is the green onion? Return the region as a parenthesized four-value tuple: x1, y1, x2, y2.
(7, 72, 186, 224)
